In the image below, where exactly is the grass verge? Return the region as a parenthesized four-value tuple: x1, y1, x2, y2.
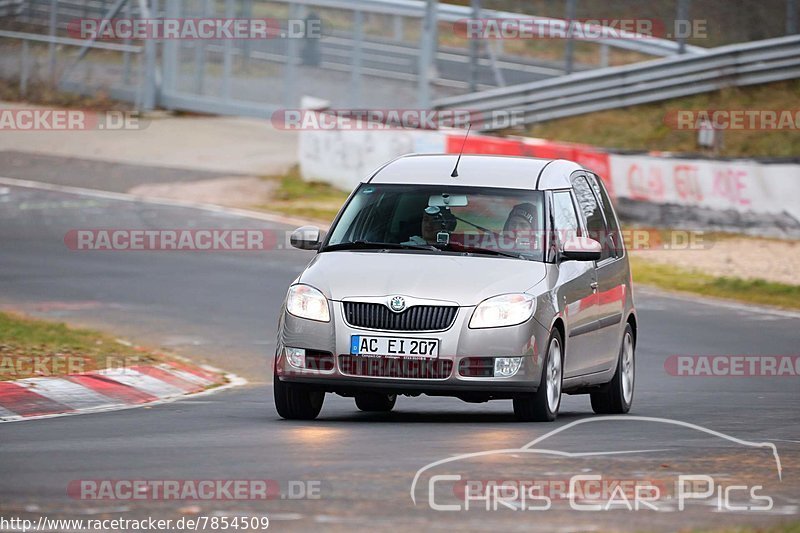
(630, 256, 800, 311)
(524, 80, 800, 158)
(0, 311, 163, 381)
(258, 165, 350, 225)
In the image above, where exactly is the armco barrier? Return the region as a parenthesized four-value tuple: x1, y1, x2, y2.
(298, 128, 800, 227)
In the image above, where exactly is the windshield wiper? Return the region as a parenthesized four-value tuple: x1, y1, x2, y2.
(437, 242, 527, 259)
(321, 240, 438, 252)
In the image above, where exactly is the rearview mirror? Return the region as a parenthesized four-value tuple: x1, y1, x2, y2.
(560, 236, 602, 261)
(290, 226, 324, 250)
(429, 193, 468, 208)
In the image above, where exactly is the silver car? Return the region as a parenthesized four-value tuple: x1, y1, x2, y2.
(274, 154, 637, 422)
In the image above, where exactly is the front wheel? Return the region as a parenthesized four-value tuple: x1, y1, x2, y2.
(513, 329, 563, 422)
(591, 323, 635, 414)
(274, 373, 325, 420)
(355, 392, 396, 412)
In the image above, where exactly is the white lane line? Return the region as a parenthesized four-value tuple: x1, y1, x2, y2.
(0, 176, 325, 229)
(3, 176, 792, 317)
(636, 286, 800, 319)
(97, 368, 185, 398)
(16, 378, 119, 410)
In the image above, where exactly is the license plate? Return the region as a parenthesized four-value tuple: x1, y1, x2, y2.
(350, 335, 439, 358)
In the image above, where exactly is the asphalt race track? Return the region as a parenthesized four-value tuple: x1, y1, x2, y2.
(0, 183, 798, 531)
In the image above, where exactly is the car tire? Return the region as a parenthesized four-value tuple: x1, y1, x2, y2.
(273, 373, 325, 420)
(591, 323, 635, 415)
(513, 328, 563, 422)
(355, 393, 396, 412)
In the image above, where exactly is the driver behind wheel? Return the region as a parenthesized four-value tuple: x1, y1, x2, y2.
(404, 206, 457, 245)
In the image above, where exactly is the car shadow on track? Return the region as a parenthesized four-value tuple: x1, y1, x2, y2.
(271, 410, 591, 424)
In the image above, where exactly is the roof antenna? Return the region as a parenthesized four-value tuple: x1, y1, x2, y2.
(450, 123, 471, 178)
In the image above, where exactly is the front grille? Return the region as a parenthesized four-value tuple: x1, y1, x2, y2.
(343, 302, 457, 331)
(339, 355, 453, 379)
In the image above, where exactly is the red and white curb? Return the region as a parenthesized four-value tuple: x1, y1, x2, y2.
(0, 361, 244, 423)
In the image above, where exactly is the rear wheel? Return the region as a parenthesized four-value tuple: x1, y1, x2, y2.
(513, 329, 563, 422)
(591, 323, 635, 414)
(274, 373, 324, 420)
(355, 392, 396, 412)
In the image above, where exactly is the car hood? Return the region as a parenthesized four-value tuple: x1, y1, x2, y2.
(298, 251, 547, 306)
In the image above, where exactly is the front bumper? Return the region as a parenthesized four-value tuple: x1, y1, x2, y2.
(275, 301, 549, 396)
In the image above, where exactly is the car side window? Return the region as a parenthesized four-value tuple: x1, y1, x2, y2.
(587, 174, 623, 259)
(571, 175, 611, 260)
(552, 191, 580, 247)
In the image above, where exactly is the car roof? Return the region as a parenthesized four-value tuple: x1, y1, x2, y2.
(366, 153, 584, 190)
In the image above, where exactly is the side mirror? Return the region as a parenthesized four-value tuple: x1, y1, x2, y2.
(560, 236, 602, 262)
(290, 225, 324, 250)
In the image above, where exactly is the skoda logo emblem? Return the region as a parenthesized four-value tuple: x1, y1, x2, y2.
(389, 296, 406, 313)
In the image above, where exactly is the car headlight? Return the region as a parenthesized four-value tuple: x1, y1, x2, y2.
(469, 293, 535, 328)
(286, 284, 330, 322)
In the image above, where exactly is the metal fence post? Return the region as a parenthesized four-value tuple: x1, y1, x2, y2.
(788, 0, 798, 34)
(283, 2, 300, 107)
(241, 0, 252, 67)
(350, 9, 363, 106)
(138, 0, 157, 110)
(194, 0, 211, 94)
(48, 0, 57, 83)
(677, 0, 690, 54)
(468, 0, 480, 93)
(599, 43, 609, 68)
(162, 0, 179, 96)
(20, 39, 29, 96)
(564, 0, 576, 74)
(222, 0, 234, 100)
(417, 0, 437, 109)
(393, 14, 403, 41)
(123, 0, 132, 84)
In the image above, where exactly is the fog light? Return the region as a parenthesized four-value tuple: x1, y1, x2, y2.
(494, 357, 522, 377)
(285, 347, 306, 369)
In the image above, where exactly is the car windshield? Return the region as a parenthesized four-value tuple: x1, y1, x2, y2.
(324, 184, 546, 261)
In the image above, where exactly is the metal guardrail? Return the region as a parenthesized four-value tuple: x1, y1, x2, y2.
(434, 35, 800, 130)
(279, 0, 706, 57)
(13, 0, 700, 78)
(0, 27, 152, 108)
(0, 28, 139, 51)
(0, 0, 22, 17)
(9, 0, 705, 58)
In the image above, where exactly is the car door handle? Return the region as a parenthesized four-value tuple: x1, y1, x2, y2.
(590, 282, 598, 292)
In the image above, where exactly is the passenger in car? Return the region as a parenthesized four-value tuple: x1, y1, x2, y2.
(503, 203, 539, 251)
